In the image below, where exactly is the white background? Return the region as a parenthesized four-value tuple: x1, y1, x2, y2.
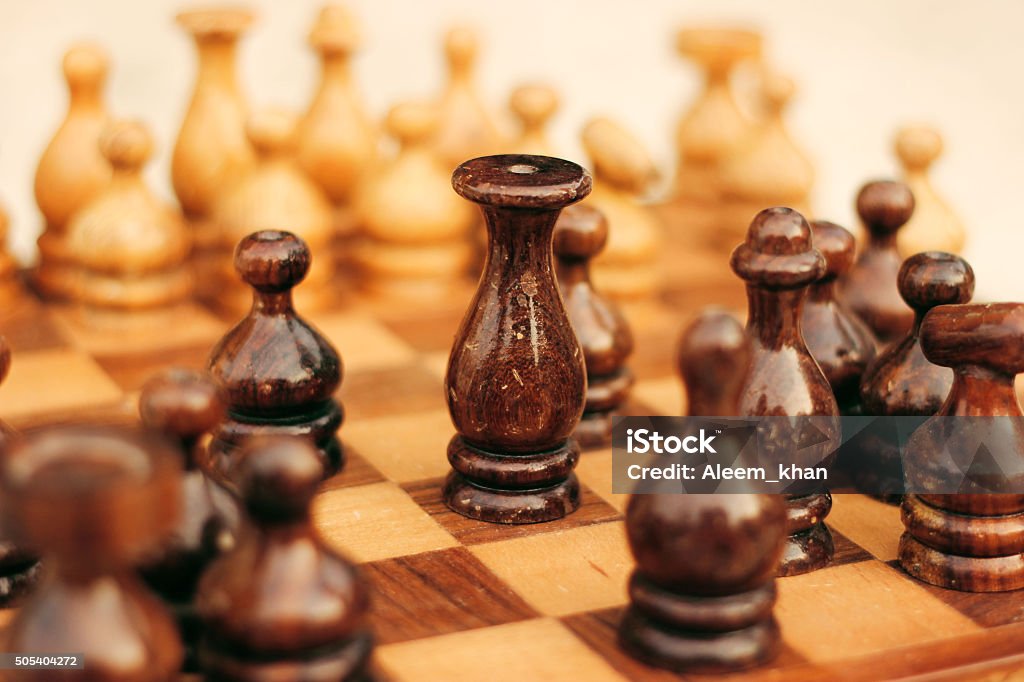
(1, 0, 1021, 300)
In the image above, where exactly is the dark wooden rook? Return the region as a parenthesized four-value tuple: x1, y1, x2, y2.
(802, 220, 876, 414)
(196, 437, 372, 680)
(138, 368, 234, 671)
(554, 203, 634, 447)
(1, 426, 183, 681)
(899, 302, 1024, 592)
(207, 230, 343, 489)
(839, 180, 916, 343)
(444, 154, 591, 524)
(620, 309, 787, 673)
(731, 206, 837, 576)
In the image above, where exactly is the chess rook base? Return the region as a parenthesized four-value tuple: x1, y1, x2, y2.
(198, 629, 374, 682)
(444, 435, 582, 523)
(780, 492, 834, 576)
(618, 575, 781, 673)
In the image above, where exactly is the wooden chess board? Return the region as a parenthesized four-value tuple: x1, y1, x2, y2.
(0, 240, 1021, 682)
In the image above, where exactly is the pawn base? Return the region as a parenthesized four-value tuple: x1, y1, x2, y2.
(898, 533, 1024, 592)
(199, 630, 373, 682)
(443, 471, 581, 524)
(618, 606, 780, 674)
(779, 523, 834, 577)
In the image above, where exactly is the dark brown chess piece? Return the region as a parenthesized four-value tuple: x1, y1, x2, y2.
(731, 206, 837, 576)
(899, 302, 1024, 592)
(196, 437, 372, 680)
(861, 252, 974, 416)
(620, 309, 786, 673)
(444, 154, 591, 524)
(802, 221, 877, 414)
(138, 368, 235, 672)
(553, 203, 634, 447)
(0, 338, 39, 606)
(1, 426, 183, 680)
(839, 180, 916, 344)
(207, 230, 343, 490)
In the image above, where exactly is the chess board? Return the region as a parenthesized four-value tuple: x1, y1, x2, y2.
(0, 234, 1022, 682)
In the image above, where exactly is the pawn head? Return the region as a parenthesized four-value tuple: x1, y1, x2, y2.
(678, 309, 751, 417)
(234, 230, 311, 293)
(63, 43, 108, 88)
(100, 120, 153, 171)
(246, 108, 297, 156)
(444, 25, 479, 71)
(239, 437, 323, 523)
(856, 180, 915, 235)
(810, 220, 856, 281)
(309, 4, 361, 54)
(553, 204, 608, 260)
(385, 100, 439, 145)
(922, 303, 1024, 377)
(895, 125, 943, 171)
(898, 251, 974, 311)
(139, 368, 225, 443)
(731, 207, 825, 288)
(510, 84, 559, 127)
(581, 117, 657, 192)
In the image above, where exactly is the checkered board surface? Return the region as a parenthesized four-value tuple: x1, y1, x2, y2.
(0, 237, 1022, 682)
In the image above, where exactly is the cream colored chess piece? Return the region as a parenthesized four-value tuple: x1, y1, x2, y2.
(64, 121, 192, 314)
(33, 43, 112, 300)
(718, 72, 814, 248)
(172, 9, 255, 227)
(582, 118, 662, 300)
(894, 125, 965, 257)
(351, 101, 475, 300)
(209, 109, 335, 314)
(509, 84, 558, 155)
(673, 28, 761, 241)
(433, 26, 505, 170)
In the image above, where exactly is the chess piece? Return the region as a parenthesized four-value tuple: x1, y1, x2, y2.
(196, 437, 372, 680)
(433, 25, 505, 170)
(0, 339, 39, 606)
(582, 118, 662, 300)
(0, 206, 24, 303)
(894, 125, 965, 258)
(802, 221, 877, 414)
(839, 180, 916, 344)
(351, 101, 475, 300)
(509, 84, 558, 155)
(624, 313, 785, 672)
(899, 302, 1024, 592)
(673, 28, 761, 205)
(1, 426, 183, 680)
(172, 8, 255, 226)
(63, 120, 192, 313)
(34, 43, 112, 299)
(208, 108, 336, 314)
(719, 73, 814, 248)
(444, 155, 590, 523)
(138, 368, 234, 672)
(554, 204, 634, 447)
(207, 231, 343, 490)
(731, 207, 837, 576)
(861, 252, 974, 416)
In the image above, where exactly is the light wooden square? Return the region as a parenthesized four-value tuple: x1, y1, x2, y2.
(0, 349, 124, 419)
(576, 449, 628, 513)
(314, 313, 417, 373)
(344, 409, 453, 483)
(828, 493, 904, 562)
(377, 618, 629, 682)
(470, 522, 632, 617)
(776, 560, 979, 662)
(312, 482, 457, 563)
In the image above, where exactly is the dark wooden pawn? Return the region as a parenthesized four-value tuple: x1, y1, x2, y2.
(0, 338, 39, 605)
(196, 437, 372, 680)
(731, 207, 837, 576)
(899, 303, 1024, 592)
(207, 230, 343, 490)
(621, 309, 786, 673)
(554, 203, 634, 447)
(2, 426, 183, 680)
(445, 154, 591, 524)
(839, 180, 916, 344)
(802, 221, 877, 414)
(138, 368, 235, 672)
(861, 252, 974, 416)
